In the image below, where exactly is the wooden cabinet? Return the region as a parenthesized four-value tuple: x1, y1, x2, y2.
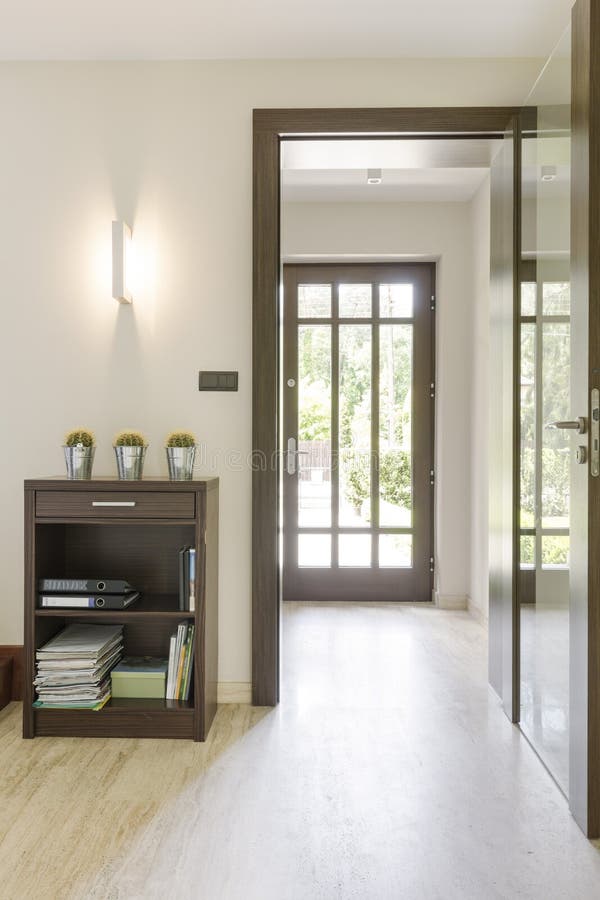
(23, 477, 219, 742)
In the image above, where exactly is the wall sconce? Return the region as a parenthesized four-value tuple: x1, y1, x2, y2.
(112, 220, 133, 304)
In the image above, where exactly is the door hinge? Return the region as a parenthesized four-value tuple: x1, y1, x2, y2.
(431, 295, 436, 311)
(430, 382, 435, 398)
(430, 469, 435, 486)
(430, 556, 435, 573)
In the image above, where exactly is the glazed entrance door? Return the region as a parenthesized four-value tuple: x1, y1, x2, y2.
(282, 263, 435, 602)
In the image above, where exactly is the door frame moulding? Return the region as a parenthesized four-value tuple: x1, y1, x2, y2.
(252, 106, 520, 707)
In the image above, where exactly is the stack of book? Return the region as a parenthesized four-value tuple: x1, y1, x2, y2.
(166, 623, 195, 701)
(33, 623, 124, 710)
(178, 546, 196, 611)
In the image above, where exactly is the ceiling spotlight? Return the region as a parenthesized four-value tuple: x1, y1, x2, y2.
(541, 165, 557, 182)
(367, 168, 382, 185)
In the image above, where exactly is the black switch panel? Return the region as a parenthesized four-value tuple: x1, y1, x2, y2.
(198, 371, 239, 391)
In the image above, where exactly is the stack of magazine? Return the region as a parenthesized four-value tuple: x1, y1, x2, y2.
(166, 623, 195, 701)
(33, 623, 124, 710)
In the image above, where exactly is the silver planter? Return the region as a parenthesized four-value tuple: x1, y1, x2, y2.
(166, 446, 196, 480)
(114, 445, 147, 480)
(63, 445, 95, 480)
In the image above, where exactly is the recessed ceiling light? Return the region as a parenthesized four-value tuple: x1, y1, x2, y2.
(541, 165, 557, 182)
(367, 168, 382, 185)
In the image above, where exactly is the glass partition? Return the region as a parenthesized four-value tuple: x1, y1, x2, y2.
(520, 26, 571, 792)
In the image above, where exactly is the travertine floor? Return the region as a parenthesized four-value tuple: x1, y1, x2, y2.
(1, 603, 600, 899)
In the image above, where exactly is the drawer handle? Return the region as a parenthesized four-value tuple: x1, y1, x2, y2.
(92, 501, 136, 507)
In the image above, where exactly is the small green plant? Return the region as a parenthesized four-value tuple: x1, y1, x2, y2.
(166, 431, 196, 448)
(64, 429, 95, 447)
(114, 430, 147, 447)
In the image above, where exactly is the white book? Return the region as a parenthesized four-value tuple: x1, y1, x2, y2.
(166, 635, 177, 700)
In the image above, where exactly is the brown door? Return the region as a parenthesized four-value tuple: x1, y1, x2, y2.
(282, 263, 435, 602)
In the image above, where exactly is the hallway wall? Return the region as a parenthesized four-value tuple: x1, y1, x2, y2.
(0, 59, 541, 683)
(283, 197, 489, 605)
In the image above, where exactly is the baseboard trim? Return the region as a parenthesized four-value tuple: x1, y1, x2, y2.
(467, 598, 488, 626)
(0, 645, 24, 702)
(433, 592, 469, 611)
(217, 682, 252, 704)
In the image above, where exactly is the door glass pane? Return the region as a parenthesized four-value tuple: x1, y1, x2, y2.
(339, 325, 371, 527)
(298, 325, 331, 527)
(298, 284, 331, 318)
(520, 322, 536, 532)
(379, 325, 413, 526)
(380, 284, 413, 317)
(298, 534, 331, 567)
(541, 535, 569, 568)
(521, 282, 537, 316)
(520, 23, 571, 794)
(339, 284, 371, 317)
(339, 534, 371, 567)
(541, 319, 570, 529)
(543, 282, 570, 316)
(379, 534, 412, 567)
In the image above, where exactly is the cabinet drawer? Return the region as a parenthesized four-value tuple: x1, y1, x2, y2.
(35, 491, 195, 519)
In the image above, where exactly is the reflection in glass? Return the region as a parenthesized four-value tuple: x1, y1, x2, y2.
(298, 325, 331, 527)
(521, 282, 537, 316)
(298, 534, 331, 567)
(520, 321, 536, 530)
(519, 22, 571, 795)
(380, 325, 412, 526)
(379, 534, 412, 567)
(339, 534, 371, 567)
(298, 284, 331, 317)
(339, 284, 372, 317)
(541, 320, 570, 529)
(339, 325, 372, 527)
(380, 284, 413, 317)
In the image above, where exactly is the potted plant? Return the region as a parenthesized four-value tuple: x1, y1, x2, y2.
(114, 431, 148, 480)
(63, 429, 95, 480)
(165, 431, 196, 481)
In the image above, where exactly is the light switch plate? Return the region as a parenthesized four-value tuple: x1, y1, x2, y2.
(198, 371, 239, 392)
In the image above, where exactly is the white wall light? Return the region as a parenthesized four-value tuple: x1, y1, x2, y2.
(112, 220, 133, 303)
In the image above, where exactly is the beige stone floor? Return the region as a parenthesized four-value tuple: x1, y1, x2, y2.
(1, 602, 600, 899)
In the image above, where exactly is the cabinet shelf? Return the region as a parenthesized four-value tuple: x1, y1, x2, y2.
(24, 477, 219, 742)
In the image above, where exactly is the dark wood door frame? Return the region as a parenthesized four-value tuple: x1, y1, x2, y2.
(252, 106, 520, 707)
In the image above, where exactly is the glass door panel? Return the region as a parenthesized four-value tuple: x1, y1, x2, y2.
(283, 263, 434, 603)
(520, 24, 572, 794)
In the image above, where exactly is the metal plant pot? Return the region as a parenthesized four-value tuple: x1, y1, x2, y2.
(114, 445, 147, 480)
(166, 446, 196, 481)
(63, 445, 95, 480)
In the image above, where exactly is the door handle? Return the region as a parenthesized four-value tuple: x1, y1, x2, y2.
(92, 501, 136, 507)
(545, 417, 587, 434)
(286, 438, 309, 475)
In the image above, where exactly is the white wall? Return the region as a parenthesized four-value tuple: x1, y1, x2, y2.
(283, 198, 487, 604)
(0, 59, 542, 684)
(468, 176, 491, 621)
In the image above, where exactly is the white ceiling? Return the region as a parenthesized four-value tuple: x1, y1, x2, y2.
(282, 138, 500, 202)
(0, 0, 573, 60)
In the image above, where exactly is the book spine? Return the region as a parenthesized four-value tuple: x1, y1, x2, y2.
(166, 635, 177, 700)
(175, 624, 188, 699)
(188, 549, 196, 613)
(182, 625, 195, 700)
(183, 628, 195, 701)
(178, 548, 186, 612)
(39, 596, 94, 608)
(184, 549, 190, 611)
